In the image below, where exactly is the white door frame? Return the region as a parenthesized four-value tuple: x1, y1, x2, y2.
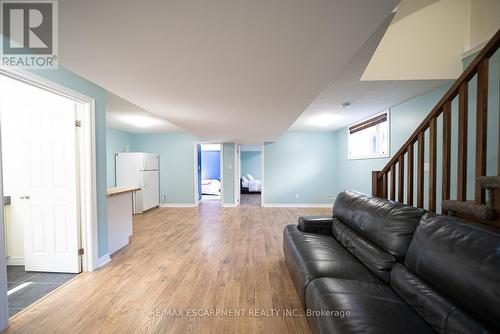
(233, 143, 239, 207)
(237, 143, 265, 207)
(0, 112, 8, 330)
(260, 143, 265, 207)
(193, 142, 223, 207)
(236, 144, 241, 206)
(0, 68, 99, 273)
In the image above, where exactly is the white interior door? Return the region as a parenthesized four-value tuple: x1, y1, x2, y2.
(1, 76, 80, 273)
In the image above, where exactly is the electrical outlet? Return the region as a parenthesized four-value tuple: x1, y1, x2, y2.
(295, 193, 300, 199)
(325, 194, 335, 200)
(424, 163, 430, 172)
(162, 194, 167, 200)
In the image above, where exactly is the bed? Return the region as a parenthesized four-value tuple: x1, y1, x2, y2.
(202, 179, 221, 195)
(240, 175, 261, 194)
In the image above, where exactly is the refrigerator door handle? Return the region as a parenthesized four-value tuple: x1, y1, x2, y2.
(142, 173, 146, 189)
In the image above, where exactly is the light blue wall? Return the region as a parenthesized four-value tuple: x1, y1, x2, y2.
(106, 128, 134, 187)
(463, 50, 499, 196)
(31, 67, 109, 258)
(223, 143, 235, 204)
(335, 85, 450, 197)
(264, 131, 336, 205)
(131, 133, 198, 205)
(334, 48, 499, 211)
(486, 50, 499, 177)
(102, 50, 499, 212)
(106, 131, 237, 205)
(241, 151, 262, 179)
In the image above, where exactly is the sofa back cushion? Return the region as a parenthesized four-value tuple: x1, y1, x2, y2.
(333, 191, 424, 259)
(403, 213, 500, 331)
(331, 219, 396, 282)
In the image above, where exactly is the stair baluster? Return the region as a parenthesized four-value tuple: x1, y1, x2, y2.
(370, 29, 500, 226)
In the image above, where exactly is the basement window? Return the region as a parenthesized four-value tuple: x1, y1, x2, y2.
(348, 110, 389, 160)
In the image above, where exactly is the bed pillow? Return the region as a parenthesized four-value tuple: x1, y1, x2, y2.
(246, 174, 255, 181)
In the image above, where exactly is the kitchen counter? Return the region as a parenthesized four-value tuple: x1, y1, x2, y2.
(107, 186, 140, 255)
(107, 186, 141, 197)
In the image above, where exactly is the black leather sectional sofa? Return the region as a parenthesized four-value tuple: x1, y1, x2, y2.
(283, 191, 500, 333)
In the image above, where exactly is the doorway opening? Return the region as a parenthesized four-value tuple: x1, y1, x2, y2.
(0, 71, 95, 317)
(238, 144, 263, 207)
(195, 144, 223, 206)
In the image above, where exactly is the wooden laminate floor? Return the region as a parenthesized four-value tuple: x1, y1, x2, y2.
(240, 194, 261, 207)
(6, 202, 330, 334)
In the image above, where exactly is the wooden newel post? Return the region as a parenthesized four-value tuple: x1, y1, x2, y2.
(372, 171, 381, 197)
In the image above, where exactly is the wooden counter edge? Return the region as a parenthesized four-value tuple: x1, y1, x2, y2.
(106, 187, 141, 197)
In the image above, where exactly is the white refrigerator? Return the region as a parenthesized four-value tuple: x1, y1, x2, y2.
(116, 153, 160, 213)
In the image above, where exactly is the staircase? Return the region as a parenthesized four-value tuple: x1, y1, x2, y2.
(372, 29, 500, 227)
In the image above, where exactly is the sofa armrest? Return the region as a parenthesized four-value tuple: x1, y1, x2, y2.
(298, 216, 333, 235)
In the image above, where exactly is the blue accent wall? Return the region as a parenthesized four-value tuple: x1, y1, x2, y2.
(106, 128, 133, 187)
(264, 131, 336, 205)
(31, 67, 109, 258)
(201, 150, 221, 180)
(241, 151, 261, 179)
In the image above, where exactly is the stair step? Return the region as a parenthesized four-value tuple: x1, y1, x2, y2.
(442, 200, 496, 221)
(477, 176, 500, 189)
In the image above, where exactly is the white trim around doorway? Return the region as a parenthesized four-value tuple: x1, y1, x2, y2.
(0, 67, 99, 273)
(260, 143, 265, 207)
(193, 142, 224, 207)
(237, 143, 265, 207)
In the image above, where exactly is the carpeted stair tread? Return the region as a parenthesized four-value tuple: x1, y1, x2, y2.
(477, 176, 500, 189)
(442, 200, 496, 221)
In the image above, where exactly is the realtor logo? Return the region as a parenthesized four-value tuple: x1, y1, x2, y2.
(0, 0, 58, 68)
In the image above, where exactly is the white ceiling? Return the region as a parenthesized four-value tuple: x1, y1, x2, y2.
(106, 92, 183, 133)
(290, 9, 451, 132)
(58, 0, 400, 142)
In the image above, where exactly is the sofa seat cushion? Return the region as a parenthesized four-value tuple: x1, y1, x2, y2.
(283, 225, 381, 307)
(306, 278, 434, 334)
(331, 218, 396, 282)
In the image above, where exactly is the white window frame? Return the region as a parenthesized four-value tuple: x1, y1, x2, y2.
(347, 110, 390, 160)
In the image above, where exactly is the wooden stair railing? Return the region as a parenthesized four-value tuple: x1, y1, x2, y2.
(372, 29, 500, 223)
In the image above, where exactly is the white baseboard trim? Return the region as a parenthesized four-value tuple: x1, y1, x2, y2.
(160, 203, 196, 208)
(262, 203, 333, 208)
(97, 254, 111, 268)
(6, 256, 24, 266)
(222, 203, 237, 208)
